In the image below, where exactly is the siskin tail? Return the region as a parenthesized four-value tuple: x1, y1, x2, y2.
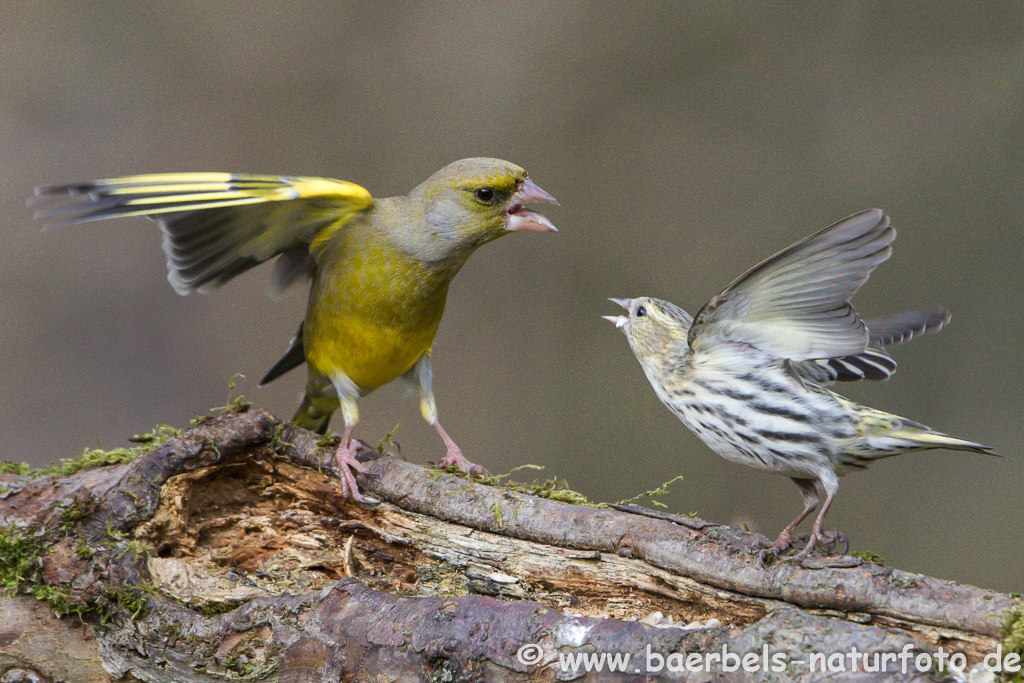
(839, 398, 999, 462)
(884, 425, 997, 456)
(292, 394, 336, 435)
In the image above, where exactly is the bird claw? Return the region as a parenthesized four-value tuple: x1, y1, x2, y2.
(816, 529, 849, 554)
(334, 443, 380, 506)
(437, 448, 489, 477)
(789, 528, 848, 561)
(757, 539, 793, 567)
(757, 528, 848, 566)
(755, 530, 795, 566)
(757, 546, 781, 567)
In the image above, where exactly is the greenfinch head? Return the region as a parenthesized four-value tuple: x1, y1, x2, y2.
(408, 157, 558, 257)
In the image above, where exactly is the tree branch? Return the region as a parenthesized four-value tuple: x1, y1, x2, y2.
(0, 407, 1016, 681)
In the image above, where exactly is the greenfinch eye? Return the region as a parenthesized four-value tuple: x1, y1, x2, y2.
(473, 187, 495, 203)
(636, 305, 647, 318)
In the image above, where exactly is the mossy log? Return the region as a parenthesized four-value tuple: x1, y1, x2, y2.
(0, 407, 1018, 682)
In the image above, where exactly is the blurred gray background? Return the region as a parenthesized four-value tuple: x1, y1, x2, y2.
(2, 2, 1021, 592)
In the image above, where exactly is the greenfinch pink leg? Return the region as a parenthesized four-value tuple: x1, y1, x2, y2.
(432, 421, 488, 476)
(332, 424, 378, 505)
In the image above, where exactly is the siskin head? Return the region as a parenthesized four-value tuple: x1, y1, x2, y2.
(411, 157, 558, 255)
(604, 297, 693, 364)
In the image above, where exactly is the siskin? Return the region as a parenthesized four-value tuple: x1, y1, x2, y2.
(33, 158, 558, 503)
(605, 209, 995, 559)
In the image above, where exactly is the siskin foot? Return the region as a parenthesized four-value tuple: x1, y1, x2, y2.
(791, 528, 848, 560)
(757, 530, 796, 566)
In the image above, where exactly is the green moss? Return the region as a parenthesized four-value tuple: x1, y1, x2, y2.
(58, 492, 99, 533)
(195, 599, 245, 617)
(74, 538, 96, 561)
(30, 424, 181, 479)
(103, 586, 150, 621)
(50, 447, 139, 476)
(0, 461, 30, 475)
(102, 518, 129, 544)
(316, 434, 342, 449)
(518, 477, 594, 505)
(32, 583, 89, 620)
(615, 475, 685, 509)
(268, 424, 294, 455)
(128, 424, 181, 446)
(489, 501, 505, 528)
(118, 540, 155, 560)
(851, 550, 885, 564)
(454, 464, 600, 507)
(0, 523, 46, 593)
(0, 524, 87, 619)
(203, 374, 252, 418)
(189, 413, 217, 427)
(376, 424, 401, 454)
(0, 523, 152, 622)
(1003, 601, 1024, 682)
(214, 395, 251, 415)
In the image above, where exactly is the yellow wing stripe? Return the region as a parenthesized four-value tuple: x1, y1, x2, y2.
(96, 174, 372, 205)
(117, 191, 266, 205)
(35, 174, 374, 227)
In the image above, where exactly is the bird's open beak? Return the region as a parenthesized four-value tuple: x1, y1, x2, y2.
(506, 178, 559, 233)
(603, 298, 632, 329)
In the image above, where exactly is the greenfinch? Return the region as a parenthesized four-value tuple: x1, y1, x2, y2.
(605, 210, 995, 560)
(34, 158, 558, 503)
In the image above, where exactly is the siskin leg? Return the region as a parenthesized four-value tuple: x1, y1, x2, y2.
(760, 478, 819, 563)
(792, 473, 841, 559)
(409, 353, 488, 476)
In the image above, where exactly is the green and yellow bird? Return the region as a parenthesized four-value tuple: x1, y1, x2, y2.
(32, 158, 558, 503)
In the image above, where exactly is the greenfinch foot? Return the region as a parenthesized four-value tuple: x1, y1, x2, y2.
(432, 421, 489, 476)
(332, 425, 380, 506)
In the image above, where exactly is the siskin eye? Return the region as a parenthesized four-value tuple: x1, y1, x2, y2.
(636, 305, 646, 318)
(474, 187, 495, 203)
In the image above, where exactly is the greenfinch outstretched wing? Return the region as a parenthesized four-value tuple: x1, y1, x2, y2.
(32, 173, 373, 295)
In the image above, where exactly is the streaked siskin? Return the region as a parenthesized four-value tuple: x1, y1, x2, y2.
(606, 210, 995, 559)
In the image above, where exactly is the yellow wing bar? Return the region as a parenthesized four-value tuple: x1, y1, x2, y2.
(32, 173, 372, 227)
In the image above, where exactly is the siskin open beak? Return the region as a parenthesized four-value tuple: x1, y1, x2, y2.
(603, 298, 632, 329)
(506, 178, 559, 233)
(608, 298, 632, 310)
